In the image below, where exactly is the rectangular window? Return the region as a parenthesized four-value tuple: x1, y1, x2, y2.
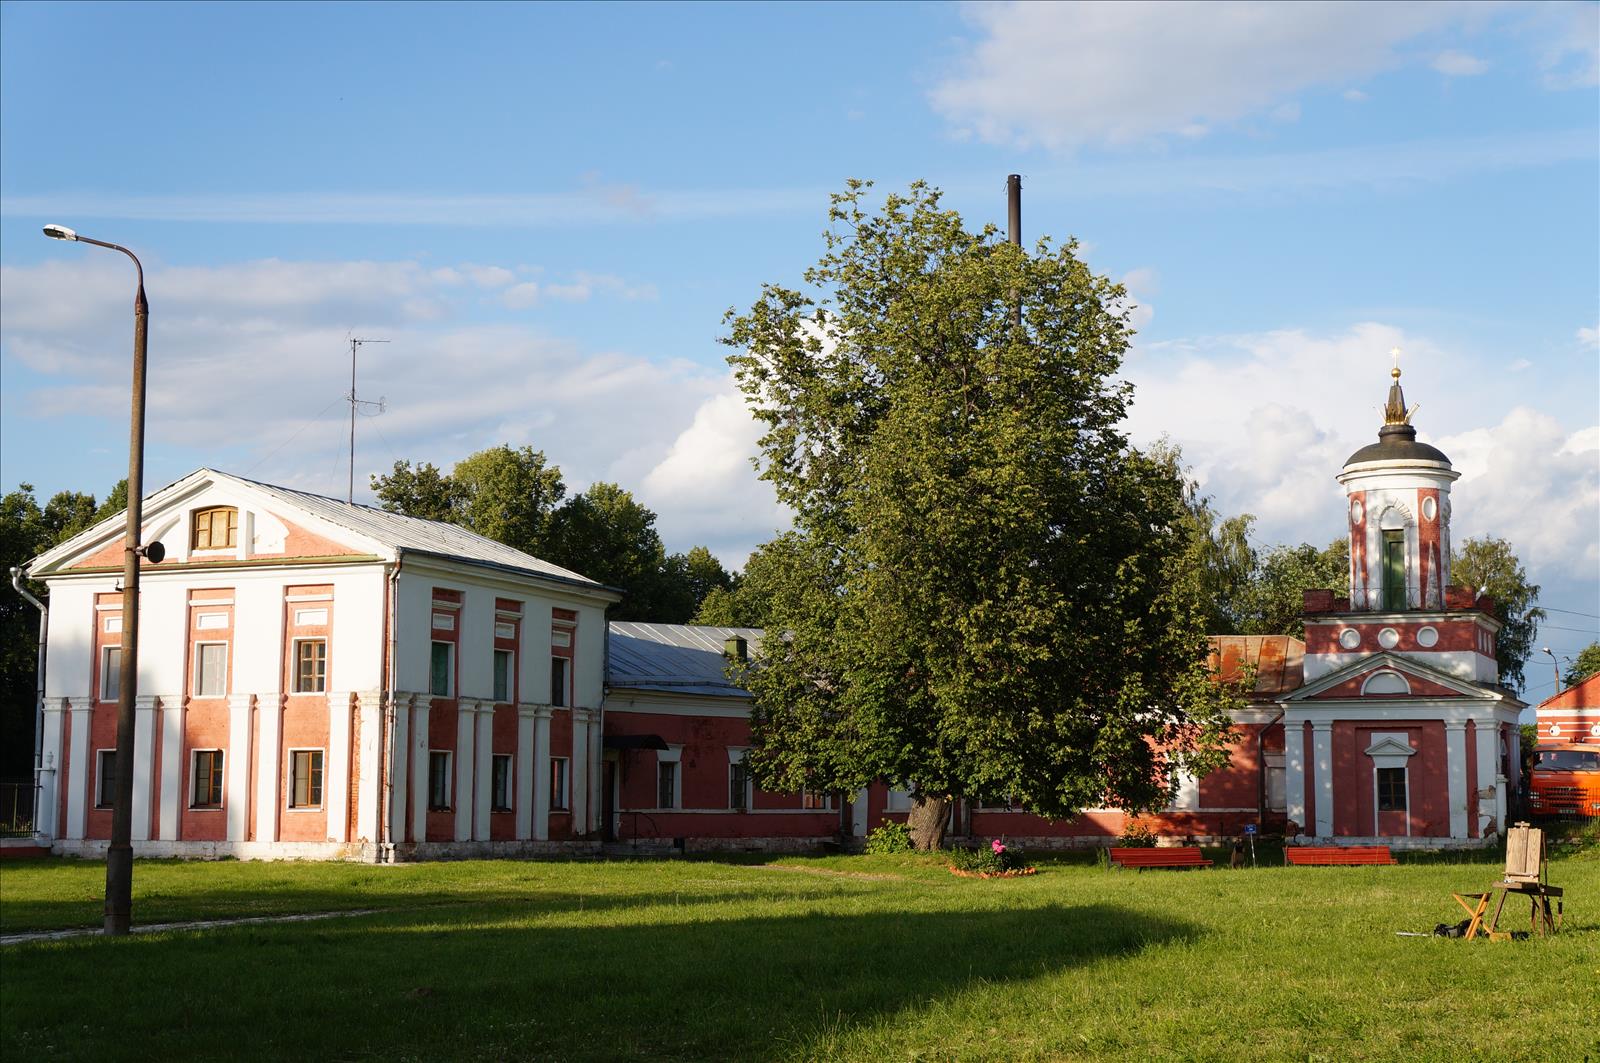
(96, 749, 116, 809)
(550, 656, 568, 707)
(550, 757, 570, 811)
(730, 760, 749, 810)
(430, 642, 453, 697)
(1376, 767, 1407, 812)
(290, 749, 324, 809)
(886, 787, 914, 812)
(491, 754, 513, 812)
(191, 750, 224, 808)
(191, 506, 238, 550)
(493, 649, 513, 703)
(428, 751, 453, 811)
(294, 639, 327, 693)
(657, 760, 678, 809)
(194, 643, 228, 697)
(1382, 530, 1407, 611)
(100, 645, 122, 701)
(802, 790, 831, 810)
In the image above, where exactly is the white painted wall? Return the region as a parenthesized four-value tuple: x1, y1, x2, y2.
(43, 582, 98, 699)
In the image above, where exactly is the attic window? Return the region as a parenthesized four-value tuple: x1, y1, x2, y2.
(192, 507, 239, 551)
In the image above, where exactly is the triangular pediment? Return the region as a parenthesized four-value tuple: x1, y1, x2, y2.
(1281, 651, 1507, 705)
(26, 469, 390, 577)
(1363, 734, 1416, 758)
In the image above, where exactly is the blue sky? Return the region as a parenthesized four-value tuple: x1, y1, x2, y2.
(3, 1, 1597, 695)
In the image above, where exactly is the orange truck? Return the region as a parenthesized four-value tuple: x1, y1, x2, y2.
(1528, 742, 1600, 818)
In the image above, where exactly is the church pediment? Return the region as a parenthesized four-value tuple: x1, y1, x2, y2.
(1281, 651, 1505, 705)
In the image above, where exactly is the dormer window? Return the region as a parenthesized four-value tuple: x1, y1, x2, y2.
(192, 507, 238, 551)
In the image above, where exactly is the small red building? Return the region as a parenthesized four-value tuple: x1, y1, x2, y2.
(1535, 671, 1600, 745)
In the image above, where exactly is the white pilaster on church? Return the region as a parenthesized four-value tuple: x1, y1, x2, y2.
(532, 707, 552, 841)
(454, 702, 476, 842)
(371, 692, 400, 847)
(158, 696, 184, 841)
(1474, 722, 1502, 838)
(410, 696, 431, 844)
(1312, 722, 1334, 837)
(588, 712, 603, 836)
(131, 695, 160, 842)
(255, 694, 284, 843)
(66, 700, 91, 840)
(325, 691, 353, 844)
(570, 707, 591, 835)
(515, 705, 538, 840)
(226, 693, 252, 841)
(1284, 721, 1307, 832)
(473, 702, 494, 841)
(37, 698, 67, 840)
(1445, 721, 1469, 839)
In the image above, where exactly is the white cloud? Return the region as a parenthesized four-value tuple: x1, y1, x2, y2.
(464, 264, 516, 289)
(930, 1, 1468, 148)
(1432, 50, 1489, 76)
(1508, 357, 1532, 372)
(501, 282, 541, 310)
(1578, 325, 1599, 348)
(1537, 0, 1599, 89)
(1342, 88, 1370, 102)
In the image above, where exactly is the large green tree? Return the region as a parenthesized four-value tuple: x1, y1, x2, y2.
(693, 535, 807, 629)
(371, 460, 463, 523)
(724, 181, 1237, 848)
(452, 445, 566, 556)
(1451, 535, 1543, 693)
(1238, 538, 1350, 639)
(1563, 642, 1600, 688)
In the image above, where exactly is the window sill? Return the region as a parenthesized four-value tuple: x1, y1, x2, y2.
(286, 807, 324, 813)
(427, 807, 453, 813)
(490, 807, 513, 814)
(287, 691, 326, 697)
(188, 805, 223, 812)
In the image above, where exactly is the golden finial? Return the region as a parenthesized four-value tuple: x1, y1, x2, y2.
(1390, 346, 1402, 380)
(1383, 347, 1414, 426)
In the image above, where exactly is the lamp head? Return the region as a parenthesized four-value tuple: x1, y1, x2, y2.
(42, 224, 79, 242)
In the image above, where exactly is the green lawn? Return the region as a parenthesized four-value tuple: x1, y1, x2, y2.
(2, 848, 1595, 1062)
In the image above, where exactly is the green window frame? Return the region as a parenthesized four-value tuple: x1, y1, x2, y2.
(430, 641, 453, 697)
(1382, 530, 1407, 611)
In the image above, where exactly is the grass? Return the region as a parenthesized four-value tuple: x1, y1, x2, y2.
(2, 846, 1596, 1062)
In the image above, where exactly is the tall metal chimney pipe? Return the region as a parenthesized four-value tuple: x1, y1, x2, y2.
(1006, 174, 1022, 247)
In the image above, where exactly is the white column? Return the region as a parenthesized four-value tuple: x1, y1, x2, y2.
(1445, 721, 1469, 839)
(588, 712, 603, 836)
(474, 704, 493, 841)
(326, 691, 353, 843)
(1475, 721, 1502, 838)
(66, 701, 91, 839)
(131, 695, 159, 841)
(515, 706, 537, 840)
(365, 692, 393, 846)
(226, 694, 252, 841)
(158, 697, 184, 841)
(256, 694, 283, 843)
(1285, 719, 1307, 832)
(533, 707, 552, 841)
(37, 698, 67, 840)
(1312, 722, 1334, 838)
(410, 696, 431, 843)
(570, 708, 590, 836)
(455, 702, 476, 841)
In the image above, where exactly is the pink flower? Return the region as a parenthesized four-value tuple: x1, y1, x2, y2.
(991, 838, 1005, 854)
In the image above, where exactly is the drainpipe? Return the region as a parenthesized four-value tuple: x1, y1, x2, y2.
(380, 552, 403, 862)
(10, 567, 47, 836)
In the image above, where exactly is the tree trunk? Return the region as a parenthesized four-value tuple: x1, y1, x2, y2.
(907, 794, 950, 851)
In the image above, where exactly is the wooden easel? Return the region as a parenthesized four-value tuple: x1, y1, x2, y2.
(1450, 822, 1563, 941)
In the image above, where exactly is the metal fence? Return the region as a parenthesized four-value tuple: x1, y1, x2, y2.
(1, 780, 38, 837)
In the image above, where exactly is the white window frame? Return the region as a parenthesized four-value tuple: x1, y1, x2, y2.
(193, 641, 229, 697)
(728, 747, 752, 811)
(291, 637, 328, 694)
(549, 756, 570, 811)
(1264, 752, 1287, 814)
(95, 748, 116, 809)
(656, 745, 683, 810)
(190, 748, 225, 809)
(491, 753, 514, 812)
(493, 648, 515, 704)
(550, 655, 569, 707)
(428, 750, 454, 811)
(100, 645, 122, 701)
(287, 747, 325, 811)
(430, 641, 454, 698)
(885, 785, 914, 812)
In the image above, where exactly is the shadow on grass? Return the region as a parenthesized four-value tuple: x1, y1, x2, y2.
(2, 900, 1192, 1061)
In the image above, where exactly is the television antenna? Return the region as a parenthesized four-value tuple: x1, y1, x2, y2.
(347, 336, 389, 503)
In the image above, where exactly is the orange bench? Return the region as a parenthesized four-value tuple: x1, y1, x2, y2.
(1109, 846, 1212, 870)
(1285, 845, 1395, 866)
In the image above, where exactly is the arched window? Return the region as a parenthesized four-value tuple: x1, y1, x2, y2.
(191, 506, 238, 550)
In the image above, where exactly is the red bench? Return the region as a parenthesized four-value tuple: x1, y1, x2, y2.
(1109, 846, 1212, 870)
(1285, 845, 1396, 866)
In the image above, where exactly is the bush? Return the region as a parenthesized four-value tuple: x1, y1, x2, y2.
(864, 820, 914, 854)
(1118, 819, 1158, 848)
(948, 838, 1026, 874)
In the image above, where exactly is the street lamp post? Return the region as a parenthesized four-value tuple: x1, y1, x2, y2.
(1542, 647, 1562, 696)
(43, 224, 150, 936)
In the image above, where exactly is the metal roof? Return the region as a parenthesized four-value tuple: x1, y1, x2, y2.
(1208, 635, 1305, 699)
(608, 622, 763, 698)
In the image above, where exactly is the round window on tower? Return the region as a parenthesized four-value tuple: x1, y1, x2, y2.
(1416, 626, 1439, 648)
(1378, 627, 1400, 649)
(1339, 628, 1362, 650)
(1350, 500, 1364, 524)
(1422, 496, 1437, 521)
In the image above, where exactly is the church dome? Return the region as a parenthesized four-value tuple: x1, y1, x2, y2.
(1343, 353, 1451, 468)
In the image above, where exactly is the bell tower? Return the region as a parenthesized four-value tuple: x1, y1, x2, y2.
(1302, 350, 1500, 685)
